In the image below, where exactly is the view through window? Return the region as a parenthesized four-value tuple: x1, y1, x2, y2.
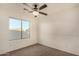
(9, 17, 30, 40)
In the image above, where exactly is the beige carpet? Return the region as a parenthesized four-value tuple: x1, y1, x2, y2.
(1, 44, 77, 56)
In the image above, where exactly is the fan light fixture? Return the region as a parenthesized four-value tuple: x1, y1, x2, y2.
(32, 11, 39, 16)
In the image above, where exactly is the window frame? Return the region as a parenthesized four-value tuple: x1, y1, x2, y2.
(9, 17, 30, 41)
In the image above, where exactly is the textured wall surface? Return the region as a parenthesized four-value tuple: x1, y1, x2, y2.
(0, 4, 37, 54)
(39, 4, 79, 55)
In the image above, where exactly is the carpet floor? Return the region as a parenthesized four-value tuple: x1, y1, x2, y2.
(1, 44, 77, 56)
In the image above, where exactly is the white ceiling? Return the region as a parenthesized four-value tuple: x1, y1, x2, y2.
(19, 3, 78, 19)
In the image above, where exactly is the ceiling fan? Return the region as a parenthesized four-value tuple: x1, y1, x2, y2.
(23, 3, 48, 17)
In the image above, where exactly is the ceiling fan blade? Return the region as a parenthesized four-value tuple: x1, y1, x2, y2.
(24, 8, 29, 11)
(39, 4, 47, 10)
(24, 8, 32, 13)
(23, 3, 32, 9)
(39, 12, 48, 16)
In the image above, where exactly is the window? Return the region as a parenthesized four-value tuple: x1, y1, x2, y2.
(22, 20, 30, 39)
(9, 17, 30, 40)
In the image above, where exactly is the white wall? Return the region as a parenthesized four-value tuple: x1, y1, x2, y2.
(0, 3, 79, 55)
(39, 4, 79, 55)
(0, 4, 37, 54)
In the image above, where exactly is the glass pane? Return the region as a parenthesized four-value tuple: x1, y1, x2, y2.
(22, 20, 30, 39)
(9, 18, 21, 40)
